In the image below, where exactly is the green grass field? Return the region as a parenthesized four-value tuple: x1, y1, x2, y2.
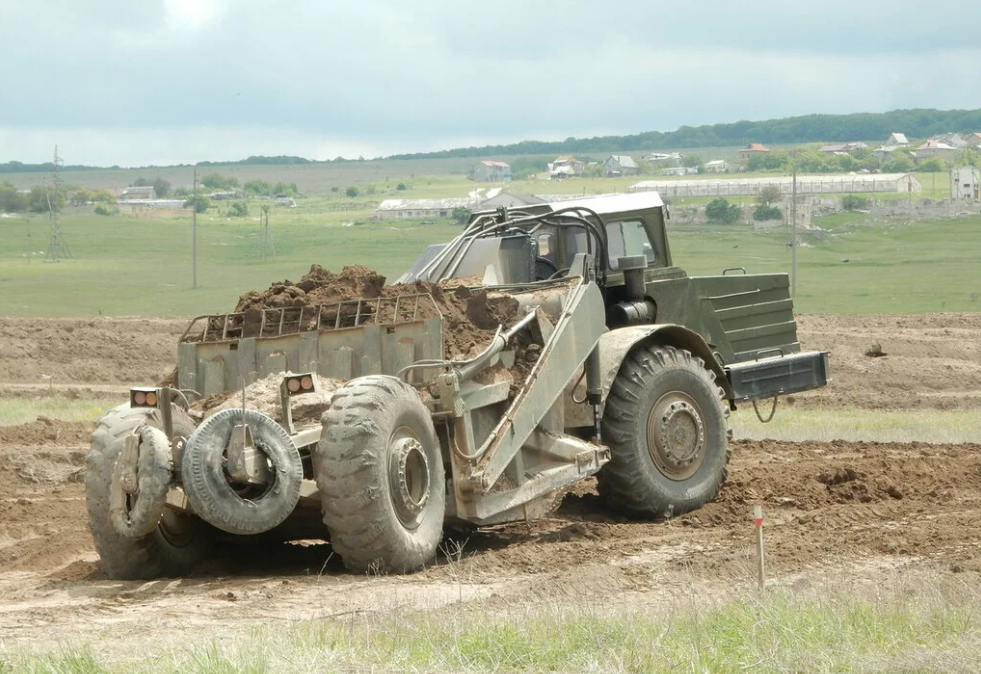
(0, 155, 970, 318)
(0, 199, 975, 317)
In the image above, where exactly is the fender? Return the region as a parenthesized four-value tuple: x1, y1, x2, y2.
(564, 324, 732, 428)
(597, 324, 732, 400)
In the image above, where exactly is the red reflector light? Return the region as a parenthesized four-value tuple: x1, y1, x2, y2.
(145, 392, 157, 406)
(300, 376, 313, 390)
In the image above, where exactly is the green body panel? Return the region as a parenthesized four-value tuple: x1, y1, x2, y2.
(648, 271, 800, 366)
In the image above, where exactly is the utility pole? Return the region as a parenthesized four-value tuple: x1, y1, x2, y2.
(790, 161, 798, 298)
(192, 167, 198, 289)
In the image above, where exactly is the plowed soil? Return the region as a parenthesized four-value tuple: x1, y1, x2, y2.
(2, 312, 981, 647)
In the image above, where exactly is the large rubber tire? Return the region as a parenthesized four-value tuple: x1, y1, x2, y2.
(86, 404, 212, 579)
(181, 408, 303, 536)
(597, 345, 731, 519)
(314, 376, 445, 574)
(109, 425, 173, 539)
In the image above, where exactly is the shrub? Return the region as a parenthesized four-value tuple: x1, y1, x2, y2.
(184, 194, 210, 213)
(93, 204, 116, 216)
(753, 204, 783, 221)
(228, 201, 249, 217)
(396, 182, 408, 191)
(705, 198, 741, 224)
(842, 195, 871, 211)
(452, 206, 471, 224)
(345, 186, 359, 198)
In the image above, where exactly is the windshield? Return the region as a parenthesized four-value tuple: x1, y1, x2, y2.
(606, 220, 655, 270)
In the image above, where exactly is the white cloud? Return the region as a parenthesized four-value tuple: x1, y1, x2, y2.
(1, 0, 980, 165)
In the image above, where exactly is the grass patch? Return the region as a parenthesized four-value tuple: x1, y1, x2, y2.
(0, 395, 118, 426)
(1, 190, 979, 316)
(3, 577, 979, 673)
(732, 405, 981, 444)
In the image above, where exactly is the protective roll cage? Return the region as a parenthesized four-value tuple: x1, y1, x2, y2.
(414, 206, 611, 286)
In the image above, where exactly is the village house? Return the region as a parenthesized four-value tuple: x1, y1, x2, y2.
(471, 160, 512, 182)
(547, 155, 585, 179)
(738, 143, 770, 159)
(603, 155, 639, 177)
(120, 186, 156, 200)
(914, 139, 959, 163)
(703, 159, 729, 173)
(643, 152, 683, 166)
(884, 133, 909, 146)
(818, 142, 868, 153)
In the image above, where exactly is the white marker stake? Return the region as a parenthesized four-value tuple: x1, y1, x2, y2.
(753, 505, 765, 590)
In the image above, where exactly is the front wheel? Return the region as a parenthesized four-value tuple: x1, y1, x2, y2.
(313, 376, 445, 573)
(597, 345, 731, 519)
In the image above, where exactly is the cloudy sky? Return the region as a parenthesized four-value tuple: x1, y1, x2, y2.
(2, 0, 980, 166)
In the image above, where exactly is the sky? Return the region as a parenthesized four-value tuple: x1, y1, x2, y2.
(2, 0, 980, 167)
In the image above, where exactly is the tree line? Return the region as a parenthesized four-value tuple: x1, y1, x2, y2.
(390, 108, 981, 159)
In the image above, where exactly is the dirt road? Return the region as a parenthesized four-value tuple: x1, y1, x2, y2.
(1, 314, 980, 648)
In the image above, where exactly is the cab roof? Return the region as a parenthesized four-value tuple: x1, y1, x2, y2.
(543, 191, 664, 215)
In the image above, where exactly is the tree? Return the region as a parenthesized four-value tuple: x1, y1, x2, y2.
(345, 186, 359, 198)
(28, 185, 63, 213)
(756, 185, 782, 206)
(396, 182, 408, 191)
(201, 173, 239, 190)
(882, 149, 914, 173)
(132, 176, 151, 187)
(0, 181, 27, 212)
(915, 157, 946, 173)
(955, 149, 981, 167)
(753, 204, 783, 221)
(153, 177, 171, 198)
(70, 189, 94, 206)
(228, 201, 249, 217)
(94, 203, 117, 216)
(244, 179, 271, 196)
(842, 195, 871, 211)
(705, 198, 741, 224)
(185, 194, 210, 213)
(452, 206, 471, 224)
(682, 154, 703, 169)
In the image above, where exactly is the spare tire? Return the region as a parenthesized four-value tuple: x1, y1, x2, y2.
(109, 425, 174, 539)
(87, 404, 213, 579)
(181, 408, 303, 536)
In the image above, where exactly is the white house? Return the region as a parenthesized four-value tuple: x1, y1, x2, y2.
(703, 159, 729, 173)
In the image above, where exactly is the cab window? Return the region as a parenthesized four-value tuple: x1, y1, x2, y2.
(607, 220, 655, 269)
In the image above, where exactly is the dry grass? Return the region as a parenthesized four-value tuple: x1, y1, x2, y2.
(0, 394, 119, 426)
(2, 574, 980, 673)
(732, 406, 981, 444)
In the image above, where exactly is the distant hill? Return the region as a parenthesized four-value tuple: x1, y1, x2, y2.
(0, 155, 318, 174)
(5, 108, 981, 172)
(388, 108, 981, 159)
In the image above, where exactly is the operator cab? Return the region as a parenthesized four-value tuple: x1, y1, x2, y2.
(396, 192, 674, 286)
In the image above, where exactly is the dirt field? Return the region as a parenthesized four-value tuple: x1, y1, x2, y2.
(1, 313, 980, 649)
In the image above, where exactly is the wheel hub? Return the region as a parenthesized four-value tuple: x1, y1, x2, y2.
(389, 436, 431, 529)
(647, 393, 706, 481)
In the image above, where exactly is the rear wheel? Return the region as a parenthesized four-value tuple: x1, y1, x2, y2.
(314, 376, 445, 573)
(597, 345, 731, 519)
(86, 404, 212, 579)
